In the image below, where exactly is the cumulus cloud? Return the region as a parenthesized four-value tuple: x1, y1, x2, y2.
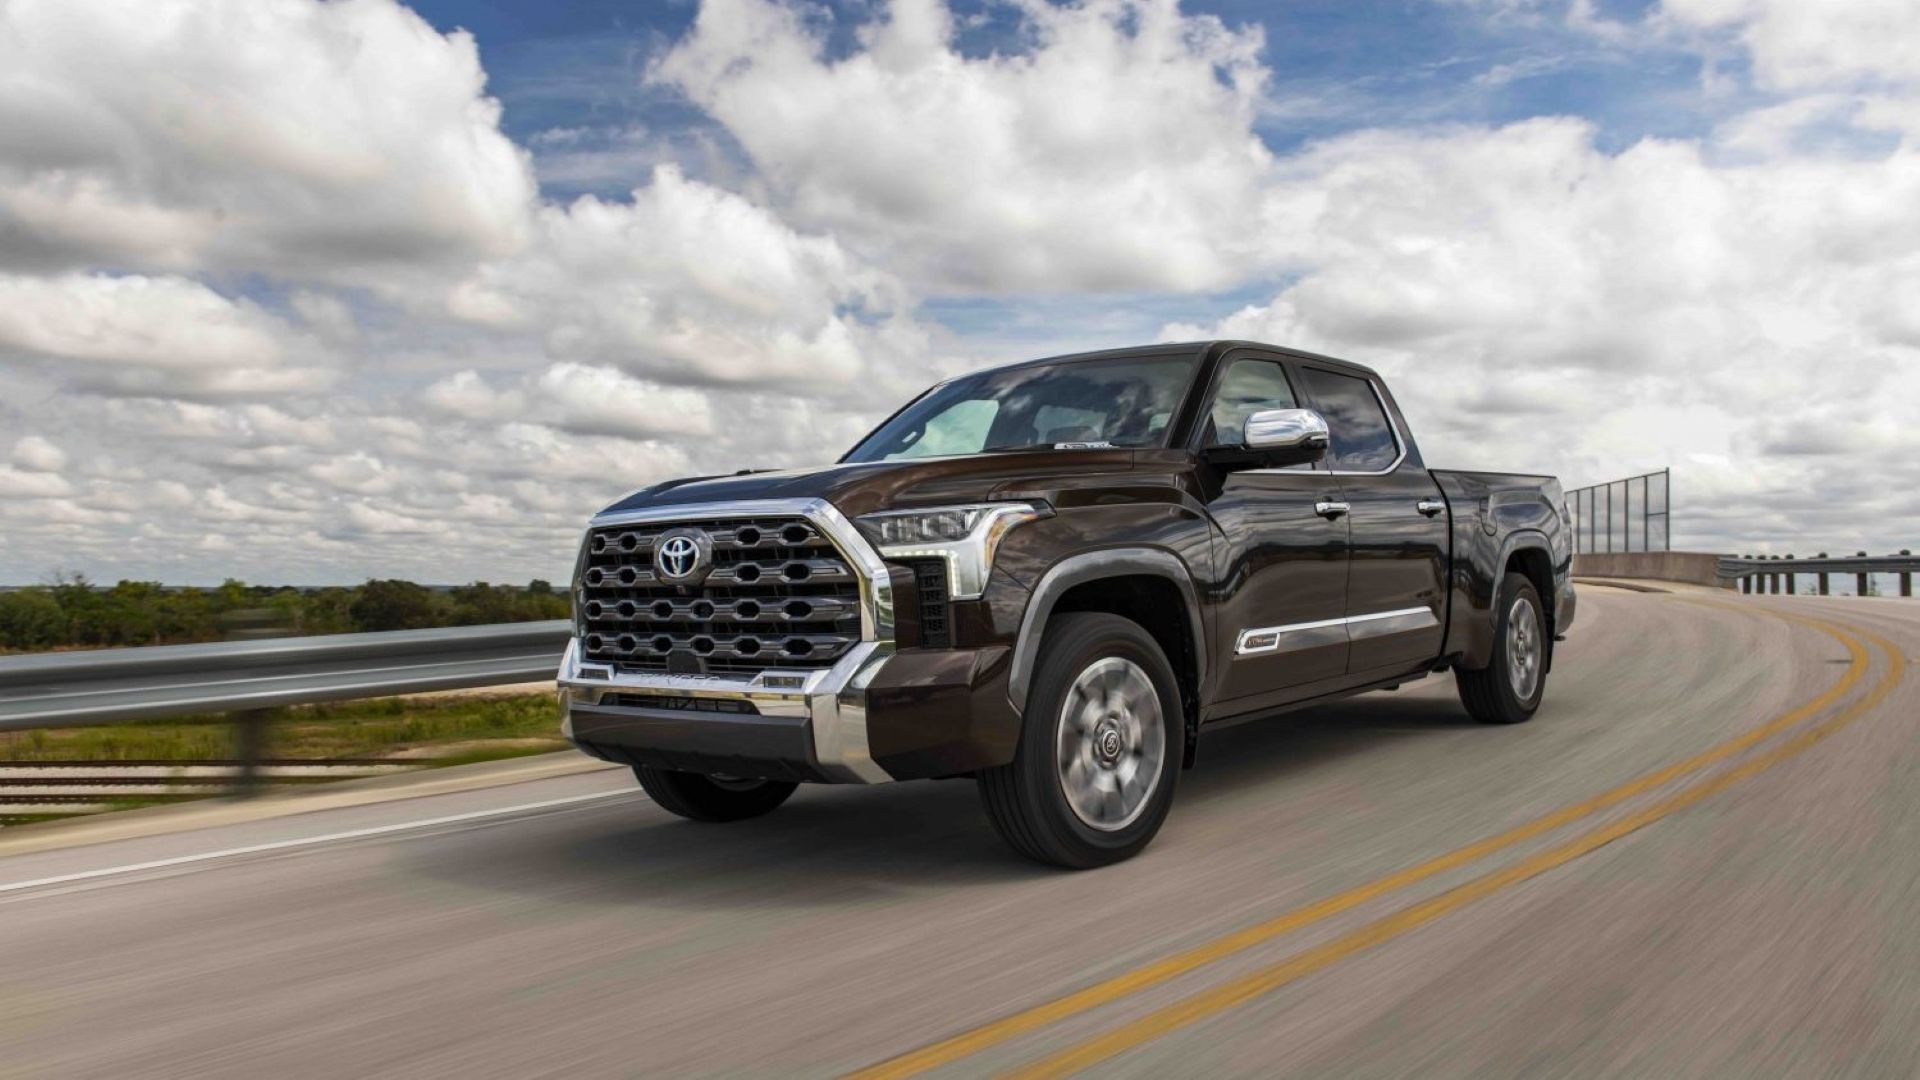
(652, 0, 1276, 293)
(440, 165, 912, 387)
(530, 364, 715, 438)
(0, 273, 286, 369)
(10, 435, 66, 473)
(1661, 0, 1920, 90)
(0, 272, 333, 398)
(420, 370, 510, 421)
(1168, 111, 1920, 549)
(0, 0, 535, 281)
(0, 465, 71, 499)
(423, 362, 717, 438)
(0, 0, 951, 583)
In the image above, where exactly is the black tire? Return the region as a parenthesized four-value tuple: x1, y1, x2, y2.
(633, 766, 797, 822)
(978, 612, 1182, 869)
(1456, 573, 1548, 725)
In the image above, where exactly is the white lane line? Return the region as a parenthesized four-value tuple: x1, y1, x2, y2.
(0, 789, 634, 895)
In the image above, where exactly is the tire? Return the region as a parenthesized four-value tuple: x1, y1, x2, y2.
(1456, 573, 1548, 725)
(978, 612, 1182, 869)
(633, 766, 797, 822)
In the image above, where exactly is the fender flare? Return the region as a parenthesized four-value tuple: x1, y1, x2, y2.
(1453, 528, 1553, 672)
(1476, 528, 1556, 669)
(1496, 529, 1552, 578)
(1006, 547, 1207, 715)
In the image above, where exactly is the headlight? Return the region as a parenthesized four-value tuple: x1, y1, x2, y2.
(856, 502, 1048, 600)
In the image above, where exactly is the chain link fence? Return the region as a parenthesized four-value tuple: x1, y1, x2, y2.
(1569, 468, 1670, 554)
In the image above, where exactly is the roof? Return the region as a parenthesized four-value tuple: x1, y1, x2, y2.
(969, 340, 1380, 379)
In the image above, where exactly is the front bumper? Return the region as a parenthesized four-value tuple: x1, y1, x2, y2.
(559, 637, 1023, 784)
(559, 637, 895, 783)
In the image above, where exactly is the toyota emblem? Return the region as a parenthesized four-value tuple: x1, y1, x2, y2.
(653, 530, 707, 581)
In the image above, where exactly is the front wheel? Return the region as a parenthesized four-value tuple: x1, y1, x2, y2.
(633, 766, 797, 822)
(978, 612, 1181, 868)
(1456, 574, 1548, 724)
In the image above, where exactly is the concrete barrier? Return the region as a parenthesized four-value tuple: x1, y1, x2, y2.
(1572, 551, 1732, 589)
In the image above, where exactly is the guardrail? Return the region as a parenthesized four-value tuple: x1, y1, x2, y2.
(0, 621, 570, 794)
(1718, 552, 1917, 597)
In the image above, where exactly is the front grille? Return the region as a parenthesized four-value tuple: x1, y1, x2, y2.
(577, 515, 863, 675)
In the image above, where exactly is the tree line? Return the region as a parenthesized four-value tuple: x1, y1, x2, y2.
(0, 577, 570, 653)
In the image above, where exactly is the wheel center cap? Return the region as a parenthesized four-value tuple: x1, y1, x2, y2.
(1094, 720, 1126, 765)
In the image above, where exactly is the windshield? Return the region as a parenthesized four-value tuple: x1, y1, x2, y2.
(843, 356, 1195, 462)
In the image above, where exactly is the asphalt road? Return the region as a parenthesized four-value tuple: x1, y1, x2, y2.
(2, 588, 1916, 1078)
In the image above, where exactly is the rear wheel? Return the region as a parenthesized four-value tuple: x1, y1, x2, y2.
(1456, 573, 1548, 724)
(978, 612, 1181, 868)
(633, 766, 797, 822)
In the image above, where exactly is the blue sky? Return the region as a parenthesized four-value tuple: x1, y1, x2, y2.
(411, 0, 1717, 190)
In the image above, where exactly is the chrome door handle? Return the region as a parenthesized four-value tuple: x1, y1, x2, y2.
(1315, 500, 1350, 519)
(1416, 499, 1445, 517)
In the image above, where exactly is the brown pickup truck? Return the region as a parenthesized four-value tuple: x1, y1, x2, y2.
(559, 341, 1576, 867)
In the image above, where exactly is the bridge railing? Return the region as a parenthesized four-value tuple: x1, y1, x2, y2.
(1717, 552, 1917, 597)
(0, 620, 571, 793)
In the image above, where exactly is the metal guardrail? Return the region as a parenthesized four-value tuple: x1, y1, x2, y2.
(1718, 552, 1917, 597)
(0, 620, 569, 731)
(0, 620, 571, 799)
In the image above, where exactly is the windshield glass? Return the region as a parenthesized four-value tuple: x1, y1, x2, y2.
(843, 356, 1195, 462)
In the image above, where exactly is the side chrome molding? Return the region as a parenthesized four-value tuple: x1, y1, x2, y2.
(1235, 606, 1438, 657)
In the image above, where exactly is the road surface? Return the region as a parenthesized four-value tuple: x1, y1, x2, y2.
(1, 588, 1915, 1078)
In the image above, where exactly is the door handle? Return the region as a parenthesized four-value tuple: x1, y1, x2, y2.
(1416, 499, 1445, 517)
(1315, 500, 1350, 519)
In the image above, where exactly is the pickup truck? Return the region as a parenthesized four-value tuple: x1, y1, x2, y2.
(558, 341, 1576, 867)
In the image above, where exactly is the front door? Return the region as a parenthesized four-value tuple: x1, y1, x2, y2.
(1198, 355, 1352, 704)
(1293, 364, 1449, 676)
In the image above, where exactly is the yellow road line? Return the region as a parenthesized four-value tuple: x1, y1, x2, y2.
(849, 601, 1867, 1080)
(1010, 621, 1905, 1078)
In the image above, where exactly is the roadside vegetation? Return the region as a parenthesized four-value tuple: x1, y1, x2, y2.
(0, 692, 564, 763)
(0, 577, 569, 653)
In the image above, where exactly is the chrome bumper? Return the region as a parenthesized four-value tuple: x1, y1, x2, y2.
(558, 638, 896, 783)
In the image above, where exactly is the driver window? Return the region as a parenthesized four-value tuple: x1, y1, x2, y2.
(1206, 360, 1298, 446)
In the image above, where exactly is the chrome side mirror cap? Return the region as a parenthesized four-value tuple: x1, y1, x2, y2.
(1244, 408, 1330, 455)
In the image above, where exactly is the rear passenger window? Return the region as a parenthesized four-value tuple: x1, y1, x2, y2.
(1205, 360, 1298, 446)
(1297, 368, 1399, 471)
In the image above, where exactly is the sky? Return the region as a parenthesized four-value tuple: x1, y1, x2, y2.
(0, 0, 1916, 585)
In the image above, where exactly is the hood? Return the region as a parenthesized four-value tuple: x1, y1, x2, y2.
(597, 448, 1139, 521)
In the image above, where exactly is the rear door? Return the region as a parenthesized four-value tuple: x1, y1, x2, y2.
(1292, 363, 1449, 677)
(1197, 352, 1352, 703)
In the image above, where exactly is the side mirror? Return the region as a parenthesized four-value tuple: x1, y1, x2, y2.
(1244, 408, 1330, 462)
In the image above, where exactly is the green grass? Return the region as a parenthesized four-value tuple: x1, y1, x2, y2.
(0, 693, 567, 763)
